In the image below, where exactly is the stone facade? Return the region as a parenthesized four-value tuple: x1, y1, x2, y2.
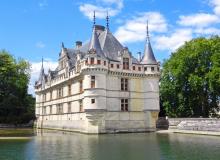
(35, 19, 160, 134)
(169, 118, 220, 132)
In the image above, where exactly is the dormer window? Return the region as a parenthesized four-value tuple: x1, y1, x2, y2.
(133, 66, 135, 70)
(91, 57, 94, 64)
(144, 67, 147, 71)
(123, 58, 129, 70)
(117, 64, 120, 69)
(138, 67, 141, 71)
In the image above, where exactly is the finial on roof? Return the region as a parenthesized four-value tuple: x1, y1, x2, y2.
(141, 21, 157, 64)
(93, 11, 96, 26)
(61, 42, 65, 48)
(146, 20, 149, 41)
(106, 11, 109, 30)
(41, 57, 44, 68)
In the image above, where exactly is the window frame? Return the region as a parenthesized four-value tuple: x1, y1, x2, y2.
(91, 99, 95, 104)
(121, 78, 128, 91)
(68, 84, 71, 96)
(68, 102, 71, 113)
(91, 76, 95, 88)
(121, 99, 129, 111)
(90, 57, 94, 64)
(79, 100, 83, 112)
(79, 80, 83, 93)
(123, 58, 129, 70)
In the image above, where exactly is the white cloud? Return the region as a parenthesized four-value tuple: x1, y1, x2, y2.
(178, 13, 219, 27)
(210, 0, 220, 15)
(39, 0, 48, 9)
(114, 12, 167, 43)
(28, 60, 57, 95)
(194, 27, 220, 35)
(79, 0, 123, 20)
(154, 29, 193, 51)
(36, 41, 45, 48)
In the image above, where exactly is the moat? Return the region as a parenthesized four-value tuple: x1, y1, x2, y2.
(0, 129, 220, 160)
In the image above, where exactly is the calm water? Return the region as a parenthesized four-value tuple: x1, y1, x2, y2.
(0, 130, 220, 160)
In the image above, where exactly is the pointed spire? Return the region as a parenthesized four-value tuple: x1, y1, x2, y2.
(141, 21, 157, 64)
(106, 11, 109, 30)
(93, 11, 96, 26)
(89, 26, 105, 57)
(37, 57, 45, 85)
(41, 57, 44, 69)
(146, 20, 149, 41)
(61, 42, 65, 48)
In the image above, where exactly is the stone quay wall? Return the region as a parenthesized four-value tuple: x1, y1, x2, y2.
(168, 118, 220, 132)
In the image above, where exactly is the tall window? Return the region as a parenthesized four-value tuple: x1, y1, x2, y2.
(79, 100, 83, 112)
(57, 104, 63, 114)
(50, 91, 53, 100)
(57, 88, 63, 98)
(91, 57, 94, 64)
(151, 67, 154, 71)
(133, 66, 135, 70)
(43, 106, 47, 115)
(123, 58, 129, 70)
(68, 102, 71, 113)
(50, 106, 52, 114)
(97, 60, 101, 65)
(68, 84, 71, 96)
(121, 99, 128, 111)
(121, 78, 128, 91)
(79, 80, 83, 93)
(138, 67, 141, 71)
(104, 61, 106, 66)
(91, 76, 95, 88)
(43, 94, 46, 102)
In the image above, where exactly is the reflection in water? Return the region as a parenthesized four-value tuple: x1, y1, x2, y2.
(0, 130, 220, 160)
(25, 130, 161, 160)
(158, 133, 220, 160)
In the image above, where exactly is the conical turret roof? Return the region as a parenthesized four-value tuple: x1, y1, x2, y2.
(141, 23, 157, 64)
(88, 26, 105, 57)
(37, 58, 45, 85)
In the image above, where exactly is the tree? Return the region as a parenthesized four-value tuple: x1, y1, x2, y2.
(160, 36, 220, 118)
(0, 50, 35, 124)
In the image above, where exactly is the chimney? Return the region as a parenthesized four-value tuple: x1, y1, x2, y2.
(75, 41, 82, 49)
(137, 52, 142, 62)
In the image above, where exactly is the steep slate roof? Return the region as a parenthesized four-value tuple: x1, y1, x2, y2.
(88, 27, 105, 57)
(141, 40, 157, 64)
(76, 25, 139, 63)
(141, 24, 157, 65)
(36, 59, 45, 86)
(36, 24, 140, 85)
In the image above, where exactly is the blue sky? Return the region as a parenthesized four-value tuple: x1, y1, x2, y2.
(1, 0, 220, 94)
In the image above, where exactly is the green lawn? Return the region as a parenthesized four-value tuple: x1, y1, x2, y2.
(0, 129, 34, 137)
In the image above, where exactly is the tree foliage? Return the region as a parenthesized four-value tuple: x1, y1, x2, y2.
(160, 36, 220, 117)
(0, 50, 35, 124)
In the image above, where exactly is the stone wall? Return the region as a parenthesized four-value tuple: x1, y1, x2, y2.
(168, 118, 220, 132)
(36, 111, 159, 133)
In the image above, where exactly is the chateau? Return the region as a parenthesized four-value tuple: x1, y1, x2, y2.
(35, 14, 160, 133)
